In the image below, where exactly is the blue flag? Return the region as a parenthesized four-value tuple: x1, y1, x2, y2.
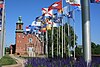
(67, 11, 73, 18)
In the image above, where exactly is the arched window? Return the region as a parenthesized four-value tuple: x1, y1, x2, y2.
(19, 25, 21, 29)
(29, 38, 33, 43)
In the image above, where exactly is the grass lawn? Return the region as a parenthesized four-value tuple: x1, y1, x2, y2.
(0, 55, 17, 66)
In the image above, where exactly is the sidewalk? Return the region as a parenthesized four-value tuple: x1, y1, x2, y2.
(2, 54, 25, 67)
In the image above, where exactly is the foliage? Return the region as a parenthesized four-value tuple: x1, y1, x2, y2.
(44, 23, 78, 57)
(75, 46, 82, 56)
(91, 42, 100, 55)
(0, 55, 16, 66)
(5, 47, 10, 54)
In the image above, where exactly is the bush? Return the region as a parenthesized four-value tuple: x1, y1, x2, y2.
(0, 55, 16, 66)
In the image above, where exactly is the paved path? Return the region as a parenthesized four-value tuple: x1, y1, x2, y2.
(2, 54, 25, 67)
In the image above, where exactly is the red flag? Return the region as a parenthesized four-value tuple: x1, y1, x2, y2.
(48, 0, 62, 11)
(0, 4, 3, 8)
(95, 0, 100, 2)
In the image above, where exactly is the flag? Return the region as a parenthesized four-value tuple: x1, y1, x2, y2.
(42, 8, 53, 16)
(53, 22, 60, 27)
(0, 8, 2, 15)
(90, 0, 100, 3)
(46, 24, 51, 30)
(90, 0, 95, 3)
(31, 21, 41, 27)
(34, 21, 41, 27)
(36, 30, 41, 34)
(95, 0, 100, 2)
(41, 28, 46, 32)
(66, 0, 80, 6)
(35, 15, 44, 22)
(26, 26, 30, 31)
(0, 0, 4, 8)
(45, 18, 53, 24)
(54, 17, 62, 23)
(67, 11, 73, 18)
(48, 0, 62, 11)
(0, 4, 3, 8)
(38, 30, 41, 34)
(42, 24, 47, 28)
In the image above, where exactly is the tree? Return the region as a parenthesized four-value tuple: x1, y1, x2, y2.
(91, 42, 100, 55)
(44, 23, 78, 57)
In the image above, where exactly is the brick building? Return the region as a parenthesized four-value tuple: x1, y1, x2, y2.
(15, 16, 44, 56)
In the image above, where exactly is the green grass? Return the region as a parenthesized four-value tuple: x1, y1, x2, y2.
(0, 55, 17, 66)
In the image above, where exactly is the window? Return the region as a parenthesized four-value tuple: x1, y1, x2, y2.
(19, 35, 20, 37)
(19, 25, 21, 29)
(29, 38, 33, 43)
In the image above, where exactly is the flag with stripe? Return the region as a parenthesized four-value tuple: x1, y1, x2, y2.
(26, 26, 30, 31)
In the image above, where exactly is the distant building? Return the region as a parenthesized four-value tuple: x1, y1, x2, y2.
(15, 16, 44, 56)
(10, 44, 16, 54)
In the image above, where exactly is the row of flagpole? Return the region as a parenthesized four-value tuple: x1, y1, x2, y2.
(44, 0, 77, 58)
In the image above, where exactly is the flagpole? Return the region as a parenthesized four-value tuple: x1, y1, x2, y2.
(3, 2, 5, 56)
(45, 18, 48, 57)
(51, 21, 54, 58)
(58, 26, 60, 56)
(81, 0, 91, 66)
(64, 21, 66, 54)
(67, 5, 71, 58)
(57, 27, 58, 57)
(73, 21, 76, 60)
(42, 32, 44, 54)
(46, 30, 48, 57)
(61, 0, 64, 58)
(0, 0, 5, 58)
(72, 9, 76, 60)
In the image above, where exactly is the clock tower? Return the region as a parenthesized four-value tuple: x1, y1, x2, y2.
(15, 16, 24, 55)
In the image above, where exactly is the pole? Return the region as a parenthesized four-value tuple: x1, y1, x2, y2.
(81, 0, 91, 66)
(67, 5, 71, 58)
(73, 9, 76, 60)
(61, 18, 63, 58)
(67, 22, 70, 57)
(46, 30, 48, 57)
(73, 22, 76, 60)
(61, 0, 64, 58)
(42, 32, 44, 54)
(57, 28, 58, 56)
(58, 26, 60, 56)
(64, 21, 66, 54)
(51, 22, 54, 58)
(0, 0, 5, 58)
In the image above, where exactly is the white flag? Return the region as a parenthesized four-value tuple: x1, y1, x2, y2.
(31, 21, 41, 26)
(66, 0, 80, 6)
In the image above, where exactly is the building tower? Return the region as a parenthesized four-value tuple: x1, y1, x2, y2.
(15, 16, 23, 55)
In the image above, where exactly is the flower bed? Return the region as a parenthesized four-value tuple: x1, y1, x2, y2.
(24, 56, 100, 67)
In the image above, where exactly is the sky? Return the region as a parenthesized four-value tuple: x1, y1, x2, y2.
(5, 0, 100, 47)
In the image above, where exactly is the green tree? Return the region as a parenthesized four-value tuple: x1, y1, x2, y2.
(44, 23, 78, 57)
(91, 42, 100, 55)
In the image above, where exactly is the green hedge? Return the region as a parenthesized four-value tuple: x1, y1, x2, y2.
(0, 55, 17, 66)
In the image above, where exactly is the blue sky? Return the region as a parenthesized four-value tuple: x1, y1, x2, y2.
(5, 0, 100, 47)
